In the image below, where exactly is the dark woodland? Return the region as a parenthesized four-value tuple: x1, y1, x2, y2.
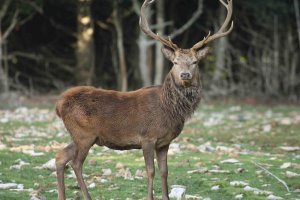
(0, 0, 299, 100)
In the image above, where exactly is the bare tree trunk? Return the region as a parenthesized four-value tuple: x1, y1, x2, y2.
(132, 0, 152, 86)
(294, 0, 300, 47)
(285, 28, 297, 98)
(133, 1, 155, 87)
(212, 6, 227, 93)
(0, 26, 8, 93)
(113, 5, 128, 91)
(154, 0, 164, 85)
(75, 0, 95, 86)
(272, 16, 279, 95)
(0, 0, 15, 94)
(213, 38, 227, 82)
(138, 34, 152, 86)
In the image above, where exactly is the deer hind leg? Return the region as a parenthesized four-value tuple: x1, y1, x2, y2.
(56, 143, 76, 200)
(156, 145, 170, 200)
(70, 137, 96, 200)
(142, 142, 156, 200)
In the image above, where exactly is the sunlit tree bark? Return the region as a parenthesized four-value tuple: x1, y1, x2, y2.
(112, 4, 128, 92)
(75, 0, 95, 86)
(0, 0, 18, 93)
(153, 0, 165, 85)
(212, 6, 227, 93)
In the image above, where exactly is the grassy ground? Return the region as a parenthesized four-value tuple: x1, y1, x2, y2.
(0, 103, 299, 200)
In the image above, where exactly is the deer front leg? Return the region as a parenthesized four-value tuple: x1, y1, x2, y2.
(142, 142, 155, 200)
(156, 145, 170, 200)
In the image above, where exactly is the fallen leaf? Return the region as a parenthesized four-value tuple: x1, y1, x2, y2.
(102, 168, 112, 177)
(285, 171, 300, 178)
(235, 168, 245, 173)
(123, 168, 133, 180)
(169, 185, 186, 199)
(266, 194, 283, 200)
(10, 159, 30, 170)
(198, 142, 215, 153)
(0, 183, 23, 190)
(234, 194, 243, 199)
(291, 163, 300, 169)
(185, 144, 199, 152)
(30, 196, 44, 200)
(187, 167, 208, 174)
(115, 168, 133, 180)
(0, 141, 6, 150)
(220, 159, 240, 164)
(243, 186, 260, 192)
(88, 182, 96, 188)
(230, 181, 249, 187)
(135, 169, 146, 179)
(279, 146, 300, 152)
(294, 189, 300, 193)
(253, 190, 272, 195)
(209, 169, 231, 174)
(211, 185, 220, 191)
(168, 143, 181, 155)
(279, 118, 292, 125)
(185, 194, 203, 200)
(262, 124, 272, 132)
(280, 162, 291, 169)
(10, 145, 34, 152)
(115, 162, 125, 169)
(244, 186, 272, 196)
(46, 189, 57, 193)
(23, 150, 44, 157)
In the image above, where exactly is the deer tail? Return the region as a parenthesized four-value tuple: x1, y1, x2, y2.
(55, 99, 63, 118)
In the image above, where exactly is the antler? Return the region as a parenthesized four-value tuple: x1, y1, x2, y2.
(139, 0, 179, 50)
(192, 0, 234, 50)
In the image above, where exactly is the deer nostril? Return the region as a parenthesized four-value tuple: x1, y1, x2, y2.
(180, 72, 191, 80)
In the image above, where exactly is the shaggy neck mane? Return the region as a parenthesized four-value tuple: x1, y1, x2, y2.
(160, 72, 202, 122)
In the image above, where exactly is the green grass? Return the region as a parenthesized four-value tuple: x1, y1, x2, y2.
(0, 104, 300, 199)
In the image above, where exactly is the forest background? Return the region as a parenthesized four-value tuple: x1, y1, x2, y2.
(0, 0, 299, 101)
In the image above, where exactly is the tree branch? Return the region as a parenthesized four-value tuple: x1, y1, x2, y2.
(2, 10, 19, 40)
(18, 0, 43, 14)
(6, 51, 74, 73)
(169, 0, 204, 39)
(18, 13, 35, 26)
(0, 0, 11, 21)
(253, 162, 290, 193)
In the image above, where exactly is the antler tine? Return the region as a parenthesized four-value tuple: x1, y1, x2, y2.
(204, 21, 233, 44)
(218, 0, 233, 33)
(139, 0, 178, 50)
(192, 0, 234, 50)
(191, 31, 211, 50)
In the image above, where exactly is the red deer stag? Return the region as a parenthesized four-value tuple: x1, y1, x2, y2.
(55, 0, 233, 199)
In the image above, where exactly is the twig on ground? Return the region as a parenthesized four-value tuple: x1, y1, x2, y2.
(252, 161, 290, 193)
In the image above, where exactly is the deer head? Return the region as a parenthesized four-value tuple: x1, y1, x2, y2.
(140, 0, 234, 87)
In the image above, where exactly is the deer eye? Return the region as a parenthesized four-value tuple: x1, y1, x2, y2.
(192, 61, 197, 65)
(174, 62, 178, 65)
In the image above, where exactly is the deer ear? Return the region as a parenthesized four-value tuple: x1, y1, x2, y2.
(196, 47, 210, 60)
(162, 48, 175, 61)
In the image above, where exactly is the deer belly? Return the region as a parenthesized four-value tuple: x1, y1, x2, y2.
(95, 130, 142, 150)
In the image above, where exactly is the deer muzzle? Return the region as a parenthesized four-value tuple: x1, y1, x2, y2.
(180, 72, 192, 80)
